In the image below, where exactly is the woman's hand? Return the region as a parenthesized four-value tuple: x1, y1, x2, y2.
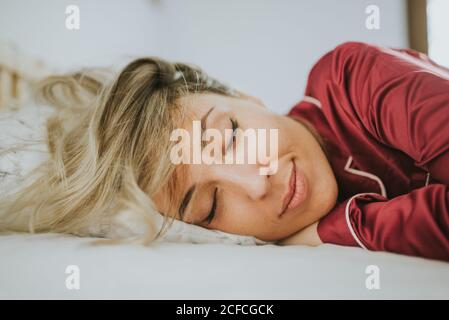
(276, 221, 323, 246)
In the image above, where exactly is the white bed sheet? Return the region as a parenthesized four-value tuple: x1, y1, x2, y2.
(1, 233, 448, 299)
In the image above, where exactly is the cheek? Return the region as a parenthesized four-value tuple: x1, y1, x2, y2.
(281, 119, 321, 176)
(215, 199, 271, 236)
(215, 198, 299, 241)
(152, 189, 171, 217)
(211, 188, 320, 241)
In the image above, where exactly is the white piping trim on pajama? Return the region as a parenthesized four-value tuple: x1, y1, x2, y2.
(344, 156, 388, 198)
(425, 172, 430, 186)
(345, 192, 379, 250)
(418, 52, 427, 61)
(302, 95, 322, 108)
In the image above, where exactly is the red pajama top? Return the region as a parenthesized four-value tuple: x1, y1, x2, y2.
(288, 41, 449, 262)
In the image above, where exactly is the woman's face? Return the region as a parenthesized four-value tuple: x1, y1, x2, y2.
(153, 92, 338, 242)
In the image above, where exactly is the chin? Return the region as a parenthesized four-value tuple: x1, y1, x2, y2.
(259, 231, 292, 243)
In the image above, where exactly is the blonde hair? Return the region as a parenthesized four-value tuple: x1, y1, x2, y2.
(0, 57, 235, 244)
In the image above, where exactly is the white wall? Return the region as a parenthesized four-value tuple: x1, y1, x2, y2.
(0, 0, 408, 114)
(427, 0, 449, 68)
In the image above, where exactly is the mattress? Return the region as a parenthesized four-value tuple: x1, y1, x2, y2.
(1, 232, 448, 299)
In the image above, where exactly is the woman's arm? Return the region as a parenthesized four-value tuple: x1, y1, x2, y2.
(318, 186, 449, 261)
(295, 42, 449, 260)
(278, 187, 449, 261)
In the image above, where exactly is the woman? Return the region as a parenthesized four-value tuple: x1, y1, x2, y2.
(1, 41, 448, 261)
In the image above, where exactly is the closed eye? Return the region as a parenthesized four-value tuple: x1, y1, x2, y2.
(204, 187, 218, 225)
(225, 117, 239, 153)
(200, 117, 238, 226)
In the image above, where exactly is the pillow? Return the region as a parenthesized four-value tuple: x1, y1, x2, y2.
(0, 103, 272, 246)
(89, 208, 271, 245)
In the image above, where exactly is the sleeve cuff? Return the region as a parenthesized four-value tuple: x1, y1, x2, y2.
(318, 193, 387, 248)
(317, 199, 359, 247)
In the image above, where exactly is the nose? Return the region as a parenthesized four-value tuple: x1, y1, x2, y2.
(208, 164, 270, 200)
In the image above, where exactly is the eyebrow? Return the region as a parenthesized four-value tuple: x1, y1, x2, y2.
(178, 106, 215, 221)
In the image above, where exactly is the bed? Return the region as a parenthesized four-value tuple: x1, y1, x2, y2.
(1, 232, 449, 299)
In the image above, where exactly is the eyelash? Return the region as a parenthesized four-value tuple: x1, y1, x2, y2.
(206, 118, 238, 225)
(206, 187, 218, 225)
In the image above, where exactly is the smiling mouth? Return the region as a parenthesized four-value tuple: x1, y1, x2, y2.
(280, 160, 307, 217)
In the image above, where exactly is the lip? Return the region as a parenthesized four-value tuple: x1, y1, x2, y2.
(280, 160, 307, 217)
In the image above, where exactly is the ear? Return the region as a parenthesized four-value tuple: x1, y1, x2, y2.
(234, 90, 266, 109)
